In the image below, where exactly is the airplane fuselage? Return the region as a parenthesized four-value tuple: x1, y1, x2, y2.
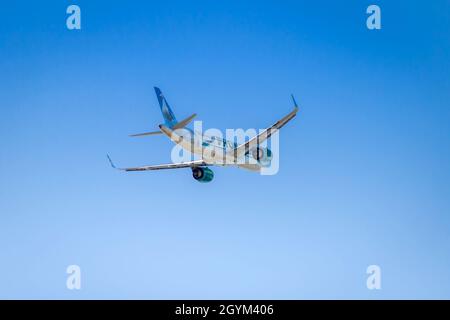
(160, 126, 269, 172)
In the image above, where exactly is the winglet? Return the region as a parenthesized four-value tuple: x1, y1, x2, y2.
(291, 94, 299, 110)
(107, 154, 117, 169)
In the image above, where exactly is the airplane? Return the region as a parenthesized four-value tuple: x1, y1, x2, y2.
(107, 87, 299, 182)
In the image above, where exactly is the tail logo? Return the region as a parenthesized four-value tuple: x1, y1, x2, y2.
(162, 101, 174, 122)
(159, 93, 174, 122)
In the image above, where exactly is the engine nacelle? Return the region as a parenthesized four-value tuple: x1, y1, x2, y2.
(192, 167, 214, 183)
(250, 147, 273, 167)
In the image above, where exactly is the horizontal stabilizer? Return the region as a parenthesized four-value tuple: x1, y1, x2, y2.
(129, 131, 162, 137)
(173, 113, 197, 129)
(129, 113, 196, 137)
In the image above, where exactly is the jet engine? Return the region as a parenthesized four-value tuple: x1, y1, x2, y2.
(250, 147, 273, 167)
(192, 167, 214, 183)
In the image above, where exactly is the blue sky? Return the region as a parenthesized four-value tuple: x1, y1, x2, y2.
(0, 0, 449, 299)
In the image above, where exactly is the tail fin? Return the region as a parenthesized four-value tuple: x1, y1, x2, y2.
(129, 88, 196, 138)
(154, 87, 178, 128)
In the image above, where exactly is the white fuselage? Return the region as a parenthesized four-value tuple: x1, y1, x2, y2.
(169, 128, 262, 171)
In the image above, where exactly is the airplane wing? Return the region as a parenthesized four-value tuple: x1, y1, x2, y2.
(107, 155, 208, 171)
(230, 95, 299, 159)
